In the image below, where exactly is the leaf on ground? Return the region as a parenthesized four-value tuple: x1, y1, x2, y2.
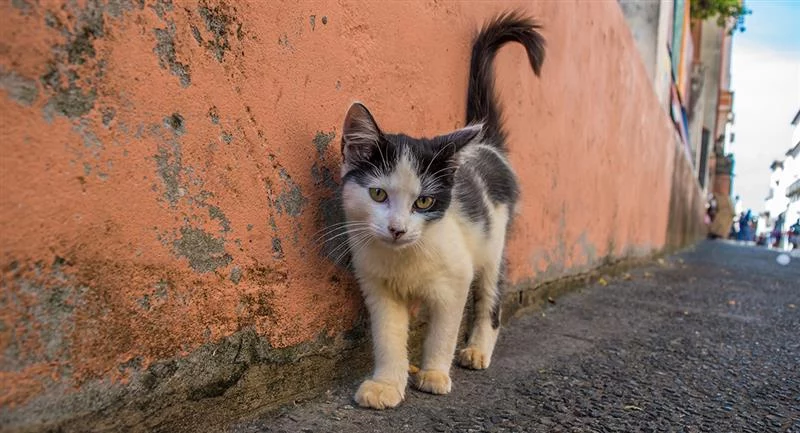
(598, 278, 608, 286)
(622, 273, 632, 280)
(727, 300, 736, 306)
(643, 272, 654, 278)
(547, 296, 555, 304)
(624, 405, 644, 411)
(788, 304, 796, 309)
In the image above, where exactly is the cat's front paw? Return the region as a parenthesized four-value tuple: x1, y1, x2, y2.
(354, 379, 404, 409)
(458, 346, 491, 369)
(412, 369, 451, 395)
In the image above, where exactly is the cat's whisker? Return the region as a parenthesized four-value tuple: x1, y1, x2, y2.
(309, 220, 365, 232)
(304, 222, 371, 246)
(331, 232, 373, 266)
(303, 227, 372, 259)
(314, 229, 372, 257)
(342, 241, 370, 266)
(324, 228, 370, 258)
(337, 232, 374, 266)
(318, 228, 369, 251)
(308, 222, 371, 245)
(308, 221, 371, 238)
(324, 238, 358, 265)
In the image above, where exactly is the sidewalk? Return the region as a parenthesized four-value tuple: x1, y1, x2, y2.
(230, 242, 800, 433)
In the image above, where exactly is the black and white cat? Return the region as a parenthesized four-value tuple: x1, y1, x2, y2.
(338, 12, 545, 409)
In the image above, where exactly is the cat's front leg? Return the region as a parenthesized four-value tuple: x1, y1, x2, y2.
(412, 279, 470, 395)
(354, 285, 409, 409)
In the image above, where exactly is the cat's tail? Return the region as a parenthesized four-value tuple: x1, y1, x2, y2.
(466, 11, 545, 149)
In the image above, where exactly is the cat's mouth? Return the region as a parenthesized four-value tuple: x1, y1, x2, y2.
(380, 235, 417, 249)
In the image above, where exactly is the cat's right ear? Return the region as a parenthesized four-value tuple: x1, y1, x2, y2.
(342, 102, 381, 163)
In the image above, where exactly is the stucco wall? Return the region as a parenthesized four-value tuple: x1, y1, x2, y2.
(617, 0, 674, 110)
(1, 0, 704, 430)
(618, 0, 660, 82)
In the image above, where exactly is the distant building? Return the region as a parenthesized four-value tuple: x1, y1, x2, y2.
(617, 0, 676, 109)
(763, 109, 800, 237)
(619, 0, 738, 197)
(765, 160, 788, 221)
(784, 148, 800, 225)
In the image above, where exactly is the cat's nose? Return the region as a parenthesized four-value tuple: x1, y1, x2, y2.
(388, 226, 406, 240)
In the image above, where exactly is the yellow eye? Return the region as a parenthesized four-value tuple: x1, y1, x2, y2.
(369, 188, 387, 202)
(414, 196, 435, 210)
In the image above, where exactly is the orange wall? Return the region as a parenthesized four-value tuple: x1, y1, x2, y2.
(1, 0, 699, 418)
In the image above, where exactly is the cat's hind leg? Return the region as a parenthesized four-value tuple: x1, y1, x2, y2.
(458, 202, 510, 370)
(457, 255, 504, 370)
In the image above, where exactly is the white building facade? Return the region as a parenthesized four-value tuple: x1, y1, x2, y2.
(764, 109, 800, 242)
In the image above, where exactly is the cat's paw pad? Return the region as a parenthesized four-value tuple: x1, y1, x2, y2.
(412, 369, 451, 395)
(458, 346, 491, 369)
(354, 379, 404, 409)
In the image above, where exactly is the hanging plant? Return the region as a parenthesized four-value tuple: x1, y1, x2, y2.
(691, 0, 751, 33)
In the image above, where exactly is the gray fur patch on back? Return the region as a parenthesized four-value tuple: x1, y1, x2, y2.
(470, 146, 519, 204)
(454, 167, 491, 232)
(454, 144, 519, 232)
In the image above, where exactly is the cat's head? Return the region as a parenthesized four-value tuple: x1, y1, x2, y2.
(339, 102, 481, 249)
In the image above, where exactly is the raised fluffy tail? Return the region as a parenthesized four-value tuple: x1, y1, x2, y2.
(467, 11, 545, 149)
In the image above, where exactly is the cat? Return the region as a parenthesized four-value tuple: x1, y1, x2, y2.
(337, 11, 545, 409)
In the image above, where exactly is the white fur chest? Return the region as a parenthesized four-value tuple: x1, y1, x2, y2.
(350, 217, 473, 300)
(352, 243, 443, 298)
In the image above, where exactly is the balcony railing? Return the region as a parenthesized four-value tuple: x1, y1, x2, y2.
(786, 178, 800, 198)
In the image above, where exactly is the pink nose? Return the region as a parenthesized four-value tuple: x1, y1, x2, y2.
(388, 226, 406, 240)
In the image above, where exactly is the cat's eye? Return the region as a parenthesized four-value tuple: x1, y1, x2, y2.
(414, 196, 435, 210)
(369, 188, 388, 202)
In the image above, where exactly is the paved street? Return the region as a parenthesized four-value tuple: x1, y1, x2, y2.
(231, 242, 800, 433)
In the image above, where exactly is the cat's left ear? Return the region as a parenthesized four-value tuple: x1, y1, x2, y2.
(438, 123, 483, 155)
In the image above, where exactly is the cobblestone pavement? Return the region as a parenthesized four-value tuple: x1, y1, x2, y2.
(230, 241, 800, 432)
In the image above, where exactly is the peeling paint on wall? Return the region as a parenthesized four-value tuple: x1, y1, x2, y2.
(0, 68, 39, 106)
(153, 23, 192, 87)
(274, 169, 308, 218)
(172, 226, 231, 273)
(35, 0, 133, 120)
(196, 0, 242, 62)
(208, 205, 231, 233)
(154, 129, 184, 207)
(313, 130, 336, 157)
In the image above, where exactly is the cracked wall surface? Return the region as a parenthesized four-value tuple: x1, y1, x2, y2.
(0, 0, 703, 431)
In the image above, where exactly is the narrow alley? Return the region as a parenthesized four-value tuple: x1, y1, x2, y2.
(232, 242, 800, 432)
